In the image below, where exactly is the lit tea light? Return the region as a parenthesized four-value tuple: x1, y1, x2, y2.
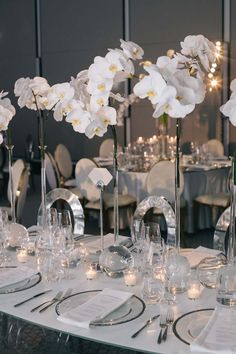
(123, 268, 138, 286)
(137, 136, 144, 144)
(86, 265, 97, 280)
(187, 282, 201, 300)
(16, 248, 28, 263)
(153, 266, 166, 282)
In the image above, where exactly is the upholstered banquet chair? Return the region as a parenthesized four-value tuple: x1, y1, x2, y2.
(46, 152, 82, 200)
(194, 167, 231, 228)
(75, 158, 137, 230)
(2, 159, 29, 222)
(99, 138, 122, 158)
(54, 144, 76, 188)
(204, 139, 224, 157)
(145, 160, 185, 232)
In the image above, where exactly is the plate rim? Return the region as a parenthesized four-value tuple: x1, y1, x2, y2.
(55, 289, 146, 326)
(0, 272, 41, 294)
(172, 308, 214, 345)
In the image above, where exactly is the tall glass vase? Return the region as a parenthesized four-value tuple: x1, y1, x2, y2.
(38, 113, 47, 229)
(165, 119, 190, 295)
(5, 135, 16, 223)
(99, 127, 134, 278)
(216, 155, 236, 306)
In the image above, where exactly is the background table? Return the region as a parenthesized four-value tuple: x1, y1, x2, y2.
(118, 166, 230, 233)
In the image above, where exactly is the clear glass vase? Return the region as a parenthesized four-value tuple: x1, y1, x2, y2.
(99, 127, 134, 278)
(216, 156, 236, 306)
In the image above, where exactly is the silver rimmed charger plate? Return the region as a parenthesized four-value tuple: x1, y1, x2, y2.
(56, 290, 145, 326)
(0, 273, 41, 294)
(173, 308, 214, 345)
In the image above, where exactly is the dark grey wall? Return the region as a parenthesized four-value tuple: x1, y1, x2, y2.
(0, 0, 234, 160)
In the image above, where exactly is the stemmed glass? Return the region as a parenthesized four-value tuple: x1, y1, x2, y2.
(0, 209, 11, 265)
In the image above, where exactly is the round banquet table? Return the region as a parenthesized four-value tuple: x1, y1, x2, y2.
(0, 245, 218, 354)
(118, 166, 230, 233)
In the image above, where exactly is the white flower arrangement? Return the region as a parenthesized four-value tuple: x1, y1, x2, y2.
(0, 91, 16, 144)
(14, 35, 218, 142)
(220, 78, 236, 125)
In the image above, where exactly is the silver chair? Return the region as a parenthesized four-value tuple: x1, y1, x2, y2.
(54, 144, 76, 188)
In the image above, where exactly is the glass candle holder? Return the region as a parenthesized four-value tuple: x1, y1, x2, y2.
(187, 281, 201, 300)
(16, 247, 28, 263)
(123, 267, 138, 286)
(85, 263, 97, 280)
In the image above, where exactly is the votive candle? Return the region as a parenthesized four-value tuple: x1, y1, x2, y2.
(123, 268, 138, 286)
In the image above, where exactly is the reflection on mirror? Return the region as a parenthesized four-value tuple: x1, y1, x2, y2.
(38, 188, 84, 236)
(131, 195, 176, 245)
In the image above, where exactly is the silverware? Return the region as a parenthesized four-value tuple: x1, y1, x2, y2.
(14, 289, 52, 307)
(157, 314, 167, 344)
(30, 291, 63, 313)
(0, 266, 18, 269)
(39, 288, 73, 313)
(131, 314, 160, 338)
(162, 308, 174, 341)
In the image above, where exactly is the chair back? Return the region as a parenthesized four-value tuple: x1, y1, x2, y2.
(146, 160, 184, 204)
(7, 159, 25, 203)
(54, 144, 73, 180)
(45, 152, 60, 190)
(16, 168, 29, 222)
(75, 158, 99, 201)
(205, 139, 224, 157)
(99, 138, 122, 158)
(38, 188, 85, 236)
(7, 159, 28, 222)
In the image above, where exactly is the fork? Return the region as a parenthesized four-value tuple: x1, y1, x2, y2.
(39, 288, 73, 313)
(162, 308, 174, 341)
(157, 314, 167, 344)
(30, 291, 63, 313)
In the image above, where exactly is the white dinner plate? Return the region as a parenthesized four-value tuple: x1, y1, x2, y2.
(173, 308, 214, 345)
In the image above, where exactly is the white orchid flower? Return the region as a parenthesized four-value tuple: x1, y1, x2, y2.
(153, 85, 194, 119)
(180, 34, 216, 71)
(120, 39, 144, 60)
(168, 70, 206, 105)
(53, 98, 79, 122)
(89, 93, 109, 112)
(88, 52, 124, 81)
(70, 70, 90, 104)
(108, 48, 134, 78)
(220, 97, 236, 126)
(29, 77, 50, 95)
(0, 96, 16, 117)
(133, 70, 167, 104)
(87, 78, 113, 96)
(96, 106, 117, 126)
(85, 115, 108, 139)
(156, 56, 178, 78)
(65, 106, 91, 133)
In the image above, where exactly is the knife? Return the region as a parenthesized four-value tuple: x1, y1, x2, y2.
(131, 314, 160, 338)
(14, 289, 52, 307)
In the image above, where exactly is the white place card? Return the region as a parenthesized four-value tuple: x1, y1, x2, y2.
(88, 168, 113, 186)
(85, 233, 129, 252)
(57, 288, 133, 329)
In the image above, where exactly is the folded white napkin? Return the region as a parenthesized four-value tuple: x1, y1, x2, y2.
(181, 246, 220, 268)
(57, 288, 133, 329)
(85, 233, 129, 252)
(0, 266, 37, 289)
(190, 307, 236, 353)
